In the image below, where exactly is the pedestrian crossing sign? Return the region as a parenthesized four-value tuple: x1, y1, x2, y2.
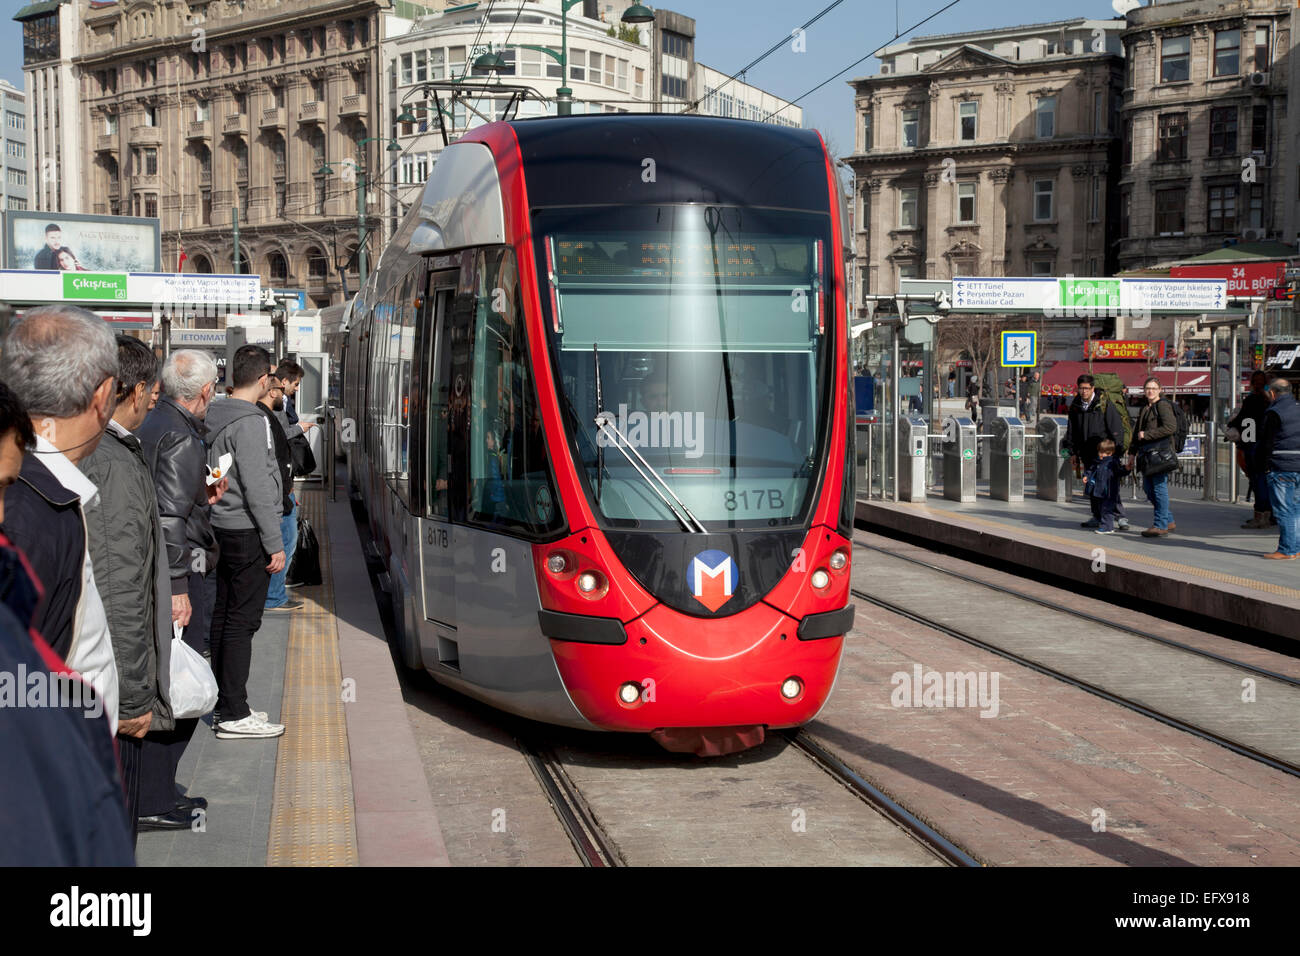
(1001, 331, 1036, 367)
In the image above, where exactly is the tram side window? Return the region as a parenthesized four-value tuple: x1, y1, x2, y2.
(467, 248, 562, 536)
(389, 267, 420, 504)
(425, 281, 456, 519)
(365, 296, 389, 460)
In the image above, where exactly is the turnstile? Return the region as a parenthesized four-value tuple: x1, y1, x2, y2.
(988, 416, 1026, 502)
(942, 415, 977, 502)
(898, 414, 929, 501)
(1035, 415, 1074, 502)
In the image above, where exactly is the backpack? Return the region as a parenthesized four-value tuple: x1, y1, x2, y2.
(1170, 400, 1189, 453)
(1089, 372, 1133, 453)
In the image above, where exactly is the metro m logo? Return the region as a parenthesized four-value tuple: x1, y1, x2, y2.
(690, 549, 737, 612)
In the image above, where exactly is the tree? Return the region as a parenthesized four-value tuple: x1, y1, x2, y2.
(934, 313, 1044, 406)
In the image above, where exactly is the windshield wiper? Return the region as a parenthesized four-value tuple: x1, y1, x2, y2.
(594, 343, 604, 506)
(593, 411, 708, 534)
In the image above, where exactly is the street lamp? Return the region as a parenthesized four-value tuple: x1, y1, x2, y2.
(317, 134, 402, 285)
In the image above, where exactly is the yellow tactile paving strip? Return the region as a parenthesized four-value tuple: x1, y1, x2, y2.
(267, 487, 359, 867)
(871, 500, 1300, 601)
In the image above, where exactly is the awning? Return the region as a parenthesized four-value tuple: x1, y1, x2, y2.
(14, 1, 66, 21)
(1041, 361, 1226, 397)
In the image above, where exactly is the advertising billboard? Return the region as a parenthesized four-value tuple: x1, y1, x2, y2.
(1170, 261, 1285, 297)
(1085, 340, 1166, 360)
(3, 211, 161, 273)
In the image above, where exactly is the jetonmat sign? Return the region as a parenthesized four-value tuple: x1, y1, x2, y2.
(950, 276, 1228, 314)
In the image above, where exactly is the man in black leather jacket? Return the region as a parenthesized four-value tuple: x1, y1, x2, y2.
(136, 349, 228, 829)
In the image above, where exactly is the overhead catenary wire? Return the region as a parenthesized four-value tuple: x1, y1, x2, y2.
(683, 0, 850, 114)
(762, 0, 963, 123)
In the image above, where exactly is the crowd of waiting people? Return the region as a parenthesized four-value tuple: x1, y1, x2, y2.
(1063, 371, 1300, 557)
(0, 305, 316, 863)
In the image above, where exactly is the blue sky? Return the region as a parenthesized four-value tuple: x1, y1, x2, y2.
(0, 0, 1127, 159)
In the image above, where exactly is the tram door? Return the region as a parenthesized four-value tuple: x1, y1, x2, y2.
(295, 351, 329, 480)
(419, 272, 460, 666)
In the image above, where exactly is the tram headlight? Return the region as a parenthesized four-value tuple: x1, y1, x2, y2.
(618, 682, 642, 705)
(829, 549, 849, 572)
(546, 552, 569, 574)
(781, 677, 803, 700)
(810, 568, 830, 590)
(577, 570, 606, 597)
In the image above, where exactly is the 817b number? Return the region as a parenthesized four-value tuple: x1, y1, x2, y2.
(724, 489, 785, 512)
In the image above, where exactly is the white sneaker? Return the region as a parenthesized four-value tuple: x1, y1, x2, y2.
(212, 708, 268, 725)
(215, 714, 285, 739)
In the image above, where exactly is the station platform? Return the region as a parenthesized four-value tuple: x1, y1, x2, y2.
(136, 484, 450, 867)
(856, 488, 1300, 639)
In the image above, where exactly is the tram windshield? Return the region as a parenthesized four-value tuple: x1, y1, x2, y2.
(534, 204, 833, 530)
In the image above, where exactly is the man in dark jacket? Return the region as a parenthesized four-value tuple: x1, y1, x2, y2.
(206, 345, 285, 740)
(137, 349, 226, 824)
(1259, 377, 1300, 559)
(1065, 374, 1129, 530)
(258, 374, 303, 612)
(80, 335, 175, 841)
(1229, 371, 1274, 529)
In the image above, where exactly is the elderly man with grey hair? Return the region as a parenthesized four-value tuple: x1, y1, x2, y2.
(136, 349, 229, 822)
(0, 305, 120, 737)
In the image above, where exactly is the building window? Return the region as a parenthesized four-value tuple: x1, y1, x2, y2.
(1093, 91, 1105, 134)
(414, 50, 428, 83)
(899, 186, 918, 227)
(959, 101, 977, 141)
(276, 182, 287, 218)
(400, 53, 412, 85)
(1161, 35, 1190, 82)
(1207, 185, 1236, 232)
(1209, 107, 1237, 157)
(315, 177, 327, 215)
(1251, 104, 1267, 152)
(6, 169, 26, 187)
(1157, 112, 1188, 161)
(311, 77, 326, 102)
(303, 29, 314, 56)
(1247, 185, 1264, 229)
(1035, 97, 1055, 138)
(898, 262, 919, 282)
(957, 181, 975, 223)
(1029, 259, 1053, 277)
(1120, 189, 1130, 237)
(1089, 175, 1101, 221)
(201, 188, 212, 225)
(1214, 30, 1240, 76)
(863, 112, 872, 150)
(232, 140, 248, 180)
(144, 195, 158, 218)
(1126, 49, 1135, 88)
(143, 105, 158, 127)
(272, 86, 285, 109)
(195, 99, 210, 122)
(1155, 187, 1186, 234)
(7, 197, 27, 210)
(5, 112, 22, 131)
(1033, 179, 1054, 221)
(568, 47, 585, 82)
(234, 93, 246, 115)
(1255, 26, 1270, 71)
(6, 141, 24, 159)
(143, 147, 157, 175)
(1122, 119, 1132, 166)
(901, 108, 919, 148)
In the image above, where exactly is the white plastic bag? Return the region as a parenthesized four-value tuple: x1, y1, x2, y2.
(169, 622, 218, 719)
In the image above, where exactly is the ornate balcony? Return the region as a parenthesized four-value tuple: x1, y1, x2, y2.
(260, 107, 286, 131)
(95, 133, 117, 153)
(340, 94, 367, 118)
(222, 113, 248, 137)
(131, 125, 163, 145)
(187, 119, 212, 141)
(298, 101, 323, 125)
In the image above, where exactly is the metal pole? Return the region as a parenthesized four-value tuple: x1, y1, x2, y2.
(232, 206, 240, 273)
(1204, 326, 1218, 500)
(556, 1, 573, 115)
(1229, 323, 1239, 502)
(357, 167, 368, 285)
(891, 320, 901, 503)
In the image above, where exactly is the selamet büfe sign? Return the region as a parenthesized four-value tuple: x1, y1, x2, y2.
(1085, 340, 1166, 360)
(1170, 261, 1285, 296)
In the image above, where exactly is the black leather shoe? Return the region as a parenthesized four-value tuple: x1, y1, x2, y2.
(175, 794, 207, 812)
(138, 807, 193, 831)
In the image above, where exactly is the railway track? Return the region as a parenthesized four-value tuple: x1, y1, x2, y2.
(851, 538, 1300, 780)
(786, 731, 982, 867)
(516, 735, 624, 868)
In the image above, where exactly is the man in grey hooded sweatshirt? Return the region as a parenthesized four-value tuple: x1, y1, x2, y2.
(205, 344, 286, 739)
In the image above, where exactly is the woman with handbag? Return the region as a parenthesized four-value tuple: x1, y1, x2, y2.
(1128, 377, 1179, 537)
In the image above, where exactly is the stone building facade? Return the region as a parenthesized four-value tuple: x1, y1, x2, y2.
(845, 19, 1126, 306)
(1118, 0, 1291, 271)
(76, 0, 393, 307)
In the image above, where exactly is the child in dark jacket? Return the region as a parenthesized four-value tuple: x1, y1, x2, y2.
(1084, 439, 1127, 533)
